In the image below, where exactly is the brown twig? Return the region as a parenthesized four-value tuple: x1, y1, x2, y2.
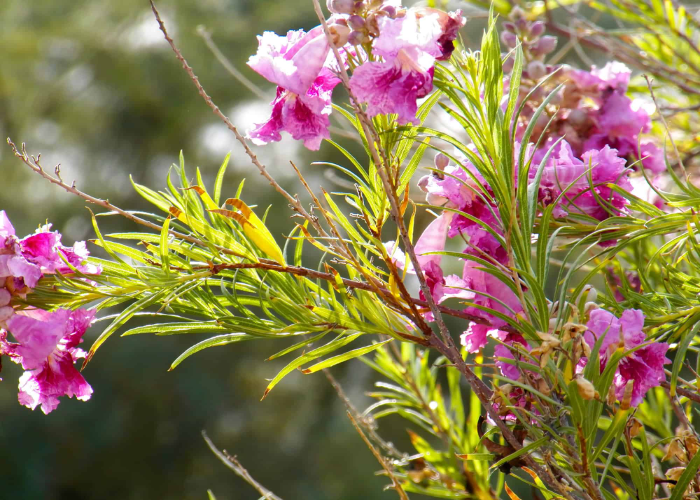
(346, 411, 410, 500)
(323, 370, 404, 460)
(202, 431, 282, 500)
(199, 260, 513, 334)
(6, 139, 247, 259)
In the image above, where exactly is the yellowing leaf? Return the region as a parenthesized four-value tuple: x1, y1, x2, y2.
(212, 199, 285, 265)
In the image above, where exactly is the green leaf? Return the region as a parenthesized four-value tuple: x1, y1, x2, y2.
(170, 333, 254, 370)
(301, 339, 393, 374)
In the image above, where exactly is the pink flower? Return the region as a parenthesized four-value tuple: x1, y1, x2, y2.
(372, 9, 445, 60)
(4, 308, 95, 414)
(0, 211, 16, 250)
(350, 7, 464, 124)
(493, 331, 530, 381)
(249, 69, 340, 150)
(568, 61, 631, 96)
(350, 50, 435, 125)
(414, 8, 466, 61)
(534, 141, 631, 220)
(584, 309, 670, 407)
(248, 27, 332, 96)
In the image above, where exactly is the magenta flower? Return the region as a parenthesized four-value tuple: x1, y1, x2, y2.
(350, 50, 435, 125)
(3, 308, 95, 414)
(372, 9, 446, 60)
(414, 8, 466, 61)
(249, 69, 340, 150)
(248, 27, 332, 96)
(0, 210, 16, 250)
(350, 7, 464, 124)
(584, 309, 670, 407)
(534, 141, 631, 220)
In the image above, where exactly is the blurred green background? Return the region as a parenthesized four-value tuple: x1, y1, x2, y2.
(0, 0, 417, 498)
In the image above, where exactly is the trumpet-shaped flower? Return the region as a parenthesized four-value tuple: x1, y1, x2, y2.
(350, 49, 434, 125)
(584, 309, 669, 407)
(248, 27, 332, 96)
(3, 308, 95, 414)
(249, 69, 340, 151)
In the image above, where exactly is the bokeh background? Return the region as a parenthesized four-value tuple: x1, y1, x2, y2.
(0, 0, 592, 498)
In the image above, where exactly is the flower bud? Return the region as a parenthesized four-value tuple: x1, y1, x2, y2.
(417, 175, 431, 193)
(527, 60, 546, 80)
(0, 288, 10, 307)
(531, 36, 558, 56)
(514, 18, 529, 32)
(348, 30, 370, 45)
(380, 5, 397, 18)
(0, 305, 13, 323)
(348, 14, 365, 30)
(529, 21, 545, 38)
(509, 6, 525, 21)
(584, 301, 598, 316)
(329, 23, 351, 47)
(434, 153, 449, 170)
(501, 31, 518, 48)
(503, 22, 516, 32)
(327, 0, 356, 14)
(575, 377, 598, 401)
(567, 108, 587, 127)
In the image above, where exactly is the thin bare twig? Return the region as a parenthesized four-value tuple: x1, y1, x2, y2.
(6, 139, 246, 259)
(323, 370, 404, 460)
(200, 260, 511, 334)
(196, 26, 268, 100)
(345, 411, 410, 500)
(202, 431, 282, 500)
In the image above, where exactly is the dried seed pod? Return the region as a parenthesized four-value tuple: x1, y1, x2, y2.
(663, 438, 688, 463)
(619, 379, 635, 410)
(666, 467, 685, 482)
(627, 417, 643, 438)
(575, 377, 598, 400)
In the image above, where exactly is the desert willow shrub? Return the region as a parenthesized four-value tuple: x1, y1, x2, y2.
(2, 0, 700, 497)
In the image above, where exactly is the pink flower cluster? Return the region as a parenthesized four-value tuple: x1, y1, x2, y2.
(0, 211, 99, 414)
(583, 309, 669, 407)
(397, 147, 667, 406)
(515, 61, 665, 175)
(247, 1, 464, 150)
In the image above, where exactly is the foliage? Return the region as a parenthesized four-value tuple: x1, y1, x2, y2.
(4, 0, 700, 499)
